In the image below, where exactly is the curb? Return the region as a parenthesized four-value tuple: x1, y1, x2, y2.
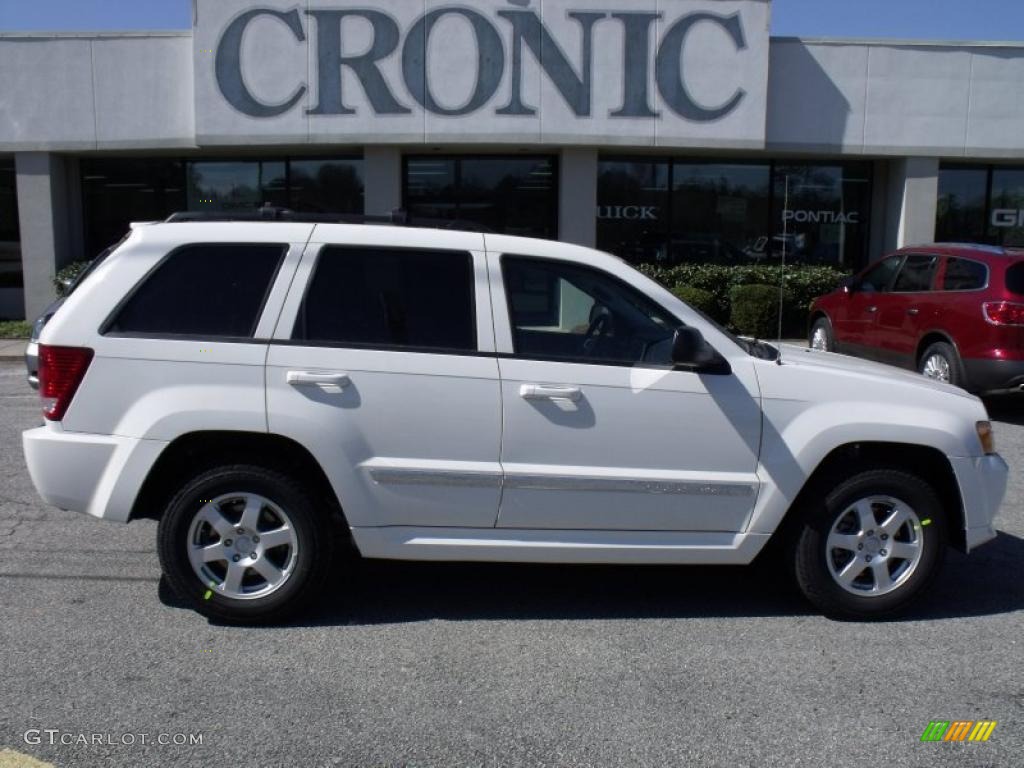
(0, 340, 28, 361)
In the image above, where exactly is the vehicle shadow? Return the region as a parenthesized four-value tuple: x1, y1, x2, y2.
(158, 531, 1024, 627)
(984, 393, 1024, 427)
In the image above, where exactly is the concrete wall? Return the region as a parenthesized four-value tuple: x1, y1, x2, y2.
(767, 38, 1024, 159)
(0, 32, 195, 152)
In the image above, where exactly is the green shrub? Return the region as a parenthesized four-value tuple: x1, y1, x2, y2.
(670, 284, 719, 320)
(730, 284, 793, 339)
(640, 263, 848, 335)
(0, 320, 31, 338)
(54, 260, 91, 297)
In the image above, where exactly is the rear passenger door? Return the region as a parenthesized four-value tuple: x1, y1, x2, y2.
(874, 253, 939, 367)
(266, 227, 503, 530)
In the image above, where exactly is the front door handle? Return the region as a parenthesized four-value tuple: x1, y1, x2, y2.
(866, 305, 878, 314)
(907, 308, 920, 316)
(287, 371, 351, 389)
(520, 384, 582, 402)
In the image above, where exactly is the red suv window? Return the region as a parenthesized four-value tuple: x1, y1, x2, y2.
(1006, 261, 1024, 295)
(942, 258, 987, 291)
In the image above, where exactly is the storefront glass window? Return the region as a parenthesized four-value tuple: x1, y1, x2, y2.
(82, 158, 187, 258)
(0, 158, 19, 276)
(936, 166, 988, 244)
(772, 163, 872, 269)
(671, 162, 771, 266)
(596, 160, 669, 264)
(990, 168, 1024, 247)
(404, 156, 558, 238)
(187, 161, 287, 212)
(83, 156, 364, 257)
(597, 158, 871, 270)
(289, 159, 364, 214)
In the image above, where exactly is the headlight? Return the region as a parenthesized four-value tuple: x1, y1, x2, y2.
(976, 421, 996, 455)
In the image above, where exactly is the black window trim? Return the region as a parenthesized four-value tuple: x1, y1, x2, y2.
(290, 243, 480, 355)
(100, 242, 290, 340)
(498, 253, 698, 369)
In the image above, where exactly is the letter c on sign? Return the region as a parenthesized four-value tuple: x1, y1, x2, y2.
(216, 9, 307, 117)
(656, 12, 747, 121)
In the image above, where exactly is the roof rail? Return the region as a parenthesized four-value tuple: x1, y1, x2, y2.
(164, 204, 492, 233)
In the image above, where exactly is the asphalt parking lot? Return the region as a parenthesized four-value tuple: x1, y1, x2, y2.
(1, 359, 1022, 768)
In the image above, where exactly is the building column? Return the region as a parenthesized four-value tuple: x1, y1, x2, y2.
(15, 153, 76, 319)
(363, 147, 402, 217)
(883, 157, 939, 252)
(558, 148, 597, 247)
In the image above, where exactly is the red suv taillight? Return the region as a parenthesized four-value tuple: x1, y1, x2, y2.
(38, 345, 94, 421)
(983, 301, 1024, 327)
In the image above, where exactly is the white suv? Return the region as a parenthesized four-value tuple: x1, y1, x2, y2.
(23, 219, 1008, 623)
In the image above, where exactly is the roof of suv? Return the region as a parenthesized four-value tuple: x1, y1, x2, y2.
(902, 243, 1024, 261)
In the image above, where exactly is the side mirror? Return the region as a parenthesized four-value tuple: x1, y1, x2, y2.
(671, 327, 731, 375)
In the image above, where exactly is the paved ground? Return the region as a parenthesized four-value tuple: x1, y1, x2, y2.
(0, 359, 1021, 768)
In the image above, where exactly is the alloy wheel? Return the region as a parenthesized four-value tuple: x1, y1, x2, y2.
(922, 353, 951, 382)
(186, 492, 299, 600)
(825, 495, 924, 597)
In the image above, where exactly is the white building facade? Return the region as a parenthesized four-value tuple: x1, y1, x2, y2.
(2, 0, 1024, 317)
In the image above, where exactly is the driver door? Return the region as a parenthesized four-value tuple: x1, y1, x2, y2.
(488, 246, 762, 533)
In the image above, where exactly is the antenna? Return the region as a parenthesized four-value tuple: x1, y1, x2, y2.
(776, 174, 789, 360)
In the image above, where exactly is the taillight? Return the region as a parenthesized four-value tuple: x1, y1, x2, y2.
(982, 301, 1024, 326)
(38, 345, 93, 421)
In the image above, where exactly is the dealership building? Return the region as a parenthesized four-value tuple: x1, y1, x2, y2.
(2, 0, 1024, 319)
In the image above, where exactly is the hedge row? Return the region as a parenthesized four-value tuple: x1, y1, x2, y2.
(643, 263, 850, 338)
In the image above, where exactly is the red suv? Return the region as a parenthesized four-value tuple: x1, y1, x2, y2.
(809, 244, 1024, 394)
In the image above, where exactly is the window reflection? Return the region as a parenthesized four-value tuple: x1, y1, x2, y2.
(404, 156, 557, 238)
(597, 157, 872, 270)
(936, 166, 988, 243)
(0, 159, 21, 287)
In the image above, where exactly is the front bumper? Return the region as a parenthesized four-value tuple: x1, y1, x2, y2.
(949, 453, 1009, 552)
(23, 425, 167, 522)
(963, 358, 1024, 394)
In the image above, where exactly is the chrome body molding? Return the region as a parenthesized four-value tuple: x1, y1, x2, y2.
(503, 475, 756, 497)
(368, 468, 503, 489)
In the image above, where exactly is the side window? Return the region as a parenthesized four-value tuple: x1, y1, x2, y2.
(942, 258, 988, 291)
(859, 255, 902, 293)
(892, 254, 938, 292)
(502, 257, 679, 366)
(106, 244, 286, 338)
(295, 246, 476, 351)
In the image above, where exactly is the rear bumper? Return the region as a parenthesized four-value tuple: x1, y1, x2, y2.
(962, 358, 1024, 393)
(25, 340, 38, 389)
(23, 425, 167, 523)
(949, 453, 1009, 552)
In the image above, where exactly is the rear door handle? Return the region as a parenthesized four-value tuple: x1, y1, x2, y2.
(866, 306, 878, 314)
(907, 308, 920, 316)
(520, 384, 582, 402)
(287, 371, 351, 389)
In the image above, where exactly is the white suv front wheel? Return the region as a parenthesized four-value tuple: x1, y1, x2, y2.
(792, 469, 947, 620)
(157, 465, 335, 624)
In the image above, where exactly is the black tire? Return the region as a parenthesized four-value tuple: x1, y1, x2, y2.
(919, 341, 965, 389)
(157, 465, 336, 624)
(809, 316, 835, 352)
(792, 469, 947, 620)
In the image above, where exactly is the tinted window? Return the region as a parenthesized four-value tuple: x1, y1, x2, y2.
(893, 255, 938, 292)
(936, 166, 989, 244)
(860, 256, 901, 292)
(296, 247, 475, 351)
(1007, 262, 1024, 295)
(503, 257, 679, 366)
(942, 258, 988, 291)
(107, 244, 285, 338)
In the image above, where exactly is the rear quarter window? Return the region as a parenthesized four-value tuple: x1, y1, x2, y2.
(941, 257, 988, 291)
(104, 243, 286, 338)
(1006, 262, 1024, 296)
